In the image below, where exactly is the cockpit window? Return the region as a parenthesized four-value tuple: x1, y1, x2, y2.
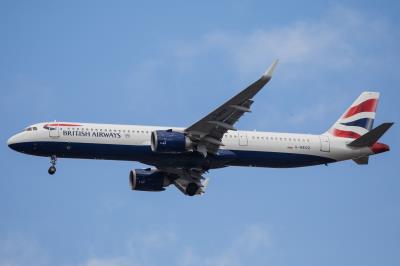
(33, 127, 37, 131)
(25, 127, 32, 131)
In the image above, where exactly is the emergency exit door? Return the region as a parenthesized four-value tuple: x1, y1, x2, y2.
(319, 135, 330, 152)
(49, 124, 60, 138)
(238, 132, 248, 146)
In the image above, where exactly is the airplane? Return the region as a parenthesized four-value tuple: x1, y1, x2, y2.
(7, 60, 394, 196)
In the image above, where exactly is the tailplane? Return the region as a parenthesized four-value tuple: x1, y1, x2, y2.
(349, 123, 393, 165)
(326, 92, 379, 139)
(347, 122, 393, 148)
(353, 156, 369, 165)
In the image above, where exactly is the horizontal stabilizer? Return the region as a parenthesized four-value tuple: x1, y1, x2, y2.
(353, 156, 369, 165)
(348, 122, 394, 147)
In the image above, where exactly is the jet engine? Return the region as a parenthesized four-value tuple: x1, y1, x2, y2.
(151, 130, 192, 153)
(129, 169, 170, 191)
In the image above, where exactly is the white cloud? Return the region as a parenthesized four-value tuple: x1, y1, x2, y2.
(77, 225, 270, 266)
(125, 6, 397, 128)
(81, 257, 132, 266)
(79, 229, 177, 266)
(0, 235, 49, 266)
(167, 6, 395, 80)
(178, 224, 271, 266)
(288, 102, 338, 126)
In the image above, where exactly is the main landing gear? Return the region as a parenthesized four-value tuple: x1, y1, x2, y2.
(48, 155, 57, 175)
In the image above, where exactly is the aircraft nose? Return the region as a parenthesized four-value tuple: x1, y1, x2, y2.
(7, 134, 20, 152)
(7, 135, 15, 147)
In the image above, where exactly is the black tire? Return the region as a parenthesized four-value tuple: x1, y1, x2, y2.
(48, 166, 56, 175)
(186, 183, 199, 196)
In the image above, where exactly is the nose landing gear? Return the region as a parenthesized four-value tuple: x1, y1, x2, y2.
(48, 155, 57, 175)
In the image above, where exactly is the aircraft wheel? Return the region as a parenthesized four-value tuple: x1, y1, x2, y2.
(48, 166, 56, 175)
(186, 183, 199, 196)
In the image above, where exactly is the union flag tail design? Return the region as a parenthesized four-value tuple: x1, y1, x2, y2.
(326, 92, 379, 139)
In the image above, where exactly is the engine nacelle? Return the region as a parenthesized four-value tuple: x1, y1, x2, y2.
(151, 130, 192, 153)
(129, 169, 170, 192)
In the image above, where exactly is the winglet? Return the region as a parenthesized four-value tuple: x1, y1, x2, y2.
(263, 59, 279, 78)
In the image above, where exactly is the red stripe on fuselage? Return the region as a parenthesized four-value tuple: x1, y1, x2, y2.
(46, 123, 82, 127)
(343, 98, 378, 118)
(331, 128, 361, 139)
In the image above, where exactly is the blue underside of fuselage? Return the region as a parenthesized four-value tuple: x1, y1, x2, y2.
(8, 141, 336, 168)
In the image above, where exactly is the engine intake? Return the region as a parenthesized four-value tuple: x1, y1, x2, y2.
(129, 169, 170, 192)
(151, 130, 192, 153)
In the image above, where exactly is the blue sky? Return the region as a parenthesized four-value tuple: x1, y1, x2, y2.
(1, 1, 399, 265)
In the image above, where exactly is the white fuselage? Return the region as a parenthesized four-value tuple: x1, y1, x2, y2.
(7, 122, 373, 169)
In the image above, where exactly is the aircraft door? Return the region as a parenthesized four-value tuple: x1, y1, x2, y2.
(319, 135, 330, 152)
(238, 132, 248, 146)
(49, 124, 60, 138)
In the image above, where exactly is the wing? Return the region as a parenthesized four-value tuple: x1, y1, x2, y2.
(185, 59, 279, 155)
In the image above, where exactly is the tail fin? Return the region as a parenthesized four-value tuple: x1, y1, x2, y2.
(326, 92, 379, 138)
